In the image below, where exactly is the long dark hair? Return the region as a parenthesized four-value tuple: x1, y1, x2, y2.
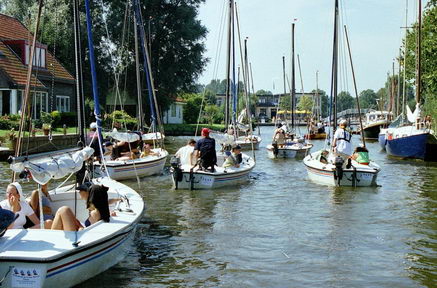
(87, 185, 110, 222)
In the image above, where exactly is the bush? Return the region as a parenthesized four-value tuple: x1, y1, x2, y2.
(53, 112, 77, 128)
(0, 116, 20, 130)
(50, 111, 61, 128)
(105, 110, 138, 131)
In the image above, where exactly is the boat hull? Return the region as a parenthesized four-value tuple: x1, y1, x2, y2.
(304, 132, 326, 140)
(266, 144, 313, 159)
(378, 130, 387, 150)
(235, 136, 261, 150)
(95, 149, 168, 180)
(0, 178, 144, 288)
(303, 152, 380, 187)
(386, 132, 429, 160)
(363, 123, 384, 139)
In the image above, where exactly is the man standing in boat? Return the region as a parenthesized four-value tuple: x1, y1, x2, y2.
(332, 119, 352, 160)
(195, 128, 217, 172)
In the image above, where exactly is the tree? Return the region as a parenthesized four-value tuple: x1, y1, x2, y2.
(2, 0, 208, 122)
(182, 93, 203, 124)
(203, 104, 220, 124)
(297, 95, 314, 112)
(255, 89, 273, 95)
(359, 89, 378, 109)
(336, 91, 355, 112)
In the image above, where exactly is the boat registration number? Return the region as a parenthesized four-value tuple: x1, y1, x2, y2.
(359, 173, 373, 180)
(200, 176, 214, 187)
(11, 267, 41, 288)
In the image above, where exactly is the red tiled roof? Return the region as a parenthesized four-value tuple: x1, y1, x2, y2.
(0, 13, 74, 82)
(0, 42, 45, 88)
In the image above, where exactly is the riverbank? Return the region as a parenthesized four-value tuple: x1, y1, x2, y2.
(164, 124, 225, 136)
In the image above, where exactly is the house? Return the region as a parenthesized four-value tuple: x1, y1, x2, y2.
(163, 98, 185, 124)
(0, 14, 75, 118)
(255, 92, 318, 120)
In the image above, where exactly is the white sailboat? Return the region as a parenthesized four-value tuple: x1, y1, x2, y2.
(0, 2, 145, 286)
(93, 2, 168, 180)
(171, 0, 255, 190)
(303, 0, 381, 187)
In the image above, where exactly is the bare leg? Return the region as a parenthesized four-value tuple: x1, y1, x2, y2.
(29, 190, 39, 215)
(51, 206, 79, 231)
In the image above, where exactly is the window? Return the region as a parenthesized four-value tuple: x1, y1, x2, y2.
(32, 91, 48, 119)
(56, 96, 70, 112)
(171, 104, 177, 117)
(25, 45, 46, 68)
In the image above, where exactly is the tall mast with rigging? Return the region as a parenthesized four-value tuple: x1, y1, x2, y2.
(415, 0, 422, 105)
(331, 0, 339, 136)
(291, 23, 296, 130)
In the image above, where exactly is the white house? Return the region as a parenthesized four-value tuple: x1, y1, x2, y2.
(163, 98, 185, 124)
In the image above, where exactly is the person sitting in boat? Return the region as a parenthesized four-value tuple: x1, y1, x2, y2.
(319, 150, 329, 164)
(0, 207, 17, 237)
(223, 144, 242, 168)
(113, 139, 141, 161)
(273, 128, 286, 147)
(87, 122, 103, 161)
(0, 182, 40, 229)
(102, 141, 115, 161)
(195, 128, 217, 172)
(317, 122, 325, 133)
(350, 145, 370, 165)
(50, 183, 111, 231)
(332, 119, 352, 160)
(140, 143, 159, 158)
(28, 183, 53, 221)
(175, 139, 196, 166)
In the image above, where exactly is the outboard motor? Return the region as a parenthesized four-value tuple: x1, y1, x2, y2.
(170, 156, 183, 189)
(272, 142, 279, 157)
(333, 156, 344, 186)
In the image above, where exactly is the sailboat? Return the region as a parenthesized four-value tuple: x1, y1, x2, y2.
(266, 24, 313, 159)
(93, 0, 168, 180)
(171, 0, 255, 190)
(305, 71, 327, 140)
(0, 0, 144, 286)
(303, 0, 381, 187)
(385, 0, 437, 161)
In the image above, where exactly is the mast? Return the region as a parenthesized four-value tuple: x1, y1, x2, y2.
(73, 0, 85, 145)
(291, 23, 296, 130)
(231, 0, 237, 139)
(84, 0, 103, 153)
(415, 0, 422, 105)
(224, 0, 232, 130)
(331, 0, 339, 136)
(316, 71, 320, 120)
(282, 56, 286, 122)
(134, 16, 144, 131)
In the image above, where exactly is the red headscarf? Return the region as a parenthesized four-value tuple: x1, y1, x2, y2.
(201, 128, 210, 136)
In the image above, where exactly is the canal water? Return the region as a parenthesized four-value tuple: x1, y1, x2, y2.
(1, 126, 436, 287)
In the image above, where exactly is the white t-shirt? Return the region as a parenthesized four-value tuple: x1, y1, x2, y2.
(175, 145, 195, 166)
(334, 128, 352, 156)
(0, 199, 35, 229)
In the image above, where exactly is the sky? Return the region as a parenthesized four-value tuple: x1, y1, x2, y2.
(197, 0, 428, 95)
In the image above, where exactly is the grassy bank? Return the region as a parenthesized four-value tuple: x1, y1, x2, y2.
(164, 124, 225, 136)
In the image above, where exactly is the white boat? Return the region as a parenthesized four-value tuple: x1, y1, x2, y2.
(0, 177, 144, 288)
(235, 135, 261, 150)
(171, 152, 255, 190)
(361, 110, 392, 139)
(303, 150, 381, 187)
(94, 148, 168, 180)
(266, 140, 313, 159)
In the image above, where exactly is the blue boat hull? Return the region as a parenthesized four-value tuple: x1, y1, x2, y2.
(378, 133, 386, 150)
(386, 133, 428, 160)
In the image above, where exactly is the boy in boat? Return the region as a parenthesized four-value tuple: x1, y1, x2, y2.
(223, 144, 243, 168)
(350, 145, 370, 165)
(195, 128, 217, 172)
(175, 139, 197, 166)
(332, 119, 352, 161)
(140, 143, 159, 158)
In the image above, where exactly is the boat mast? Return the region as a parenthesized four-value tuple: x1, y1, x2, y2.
(331, 0, 339, 136)
(282, 56, 286, 125)
(291, 23, 296, 130)
(415, 0, 422, 105)
(134, 16, 144, 131)
(84, 0, 104, 153)
(316, 71, 320, 120)
(231, 0, 237, 140)
(225, 0, 232, 131)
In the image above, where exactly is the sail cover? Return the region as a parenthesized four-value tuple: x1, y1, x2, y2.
(142, 132, 164, 141)
(10, 147, 95, 185)
(107, 129, 141, 143)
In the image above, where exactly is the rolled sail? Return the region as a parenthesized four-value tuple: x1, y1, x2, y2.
(10, 147, 94, 185)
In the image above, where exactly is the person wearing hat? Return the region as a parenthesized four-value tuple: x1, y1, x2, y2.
(332, 119, 352, 159)
(87, 122, 102, 160)
(194, 128, 217, 172)
(223, 144, 242, 168)
(0, 182, 40, 229)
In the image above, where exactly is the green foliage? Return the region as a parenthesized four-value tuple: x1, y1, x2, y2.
(336, 91, 355, 112)
(0, 115, 20, 130)
(202, 104, 221, 124)
(52, 112, 77, 128)
(256, 89, 273, 95)
(182, 93, 203, 124)
(297, 95, 314, 112)
(105, 110, 137, 130)
(164, 123, 225, 135)
(359, 89, 378, 109)
(205, 79, 227, 94)
(50, 111, 61, 128)
(40, 111, 53, 125)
